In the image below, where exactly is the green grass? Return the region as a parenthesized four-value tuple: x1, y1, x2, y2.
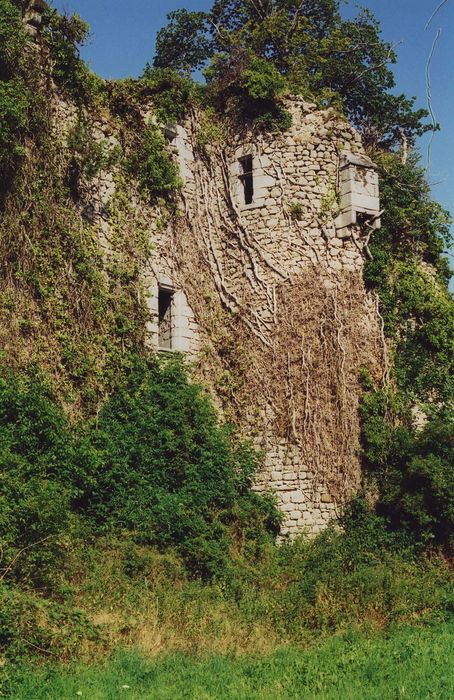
(7, 621, 454, 700)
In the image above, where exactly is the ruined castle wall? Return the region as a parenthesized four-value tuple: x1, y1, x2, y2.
(162, 99, 384, 536)
(51, 92, 384, 537)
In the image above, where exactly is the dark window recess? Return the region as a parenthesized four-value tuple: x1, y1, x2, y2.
(158, 288, 173, 349)
(239, 155, 254, 205)
(356, 212, 373, 227)
(163, 124, 178, 142)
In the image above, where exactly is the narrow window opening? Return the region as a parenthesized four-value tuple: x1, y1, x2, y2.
(239, 155, 254, 205)
(158, 288, 173, 349)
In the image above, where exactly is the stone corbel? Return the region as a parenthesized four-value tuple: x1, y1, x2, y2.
(334, 151, 381, 237)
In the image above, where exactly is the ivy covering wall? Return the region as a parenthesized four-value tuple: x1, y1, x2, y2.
(0, 2, 452, 676)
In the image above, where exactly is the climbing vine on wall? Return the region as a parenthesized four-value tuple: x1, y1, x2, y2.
(0, 1, 159, 412)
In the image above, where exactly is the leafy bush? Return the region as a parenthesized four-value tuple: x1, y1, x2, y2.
(241, 57, 287, 102)
(360, 381, 454, 551)
(0, 372, 97, 587)
(205, 50, 292, 131)
(0, 79, 29, 186)
(248, 104, 292, 132)
(89, 357, 280, 577)
(126, 123, 181, 199)
(0, 360, 279, 581)
(142, 66, 198, 124)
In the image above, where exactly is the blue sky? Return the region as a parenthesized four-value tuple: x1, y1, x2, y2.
(52, 0, 453, 263)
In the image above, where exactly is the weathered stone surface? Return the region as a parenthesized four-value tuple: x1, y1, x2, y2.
(50, 91, 383, 539)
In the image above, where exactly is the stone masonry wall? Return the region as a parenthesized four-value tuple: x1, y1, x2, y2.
(163, 98, 385, 537)
(50, 89, 385, 538)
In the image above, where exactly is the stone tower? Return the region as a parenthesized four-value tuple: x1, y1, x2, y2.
(23, 7, 385, 534)
(144, 99, 384, 535)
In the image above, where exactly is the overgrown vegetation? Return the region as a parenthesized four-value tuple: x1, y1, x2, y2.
(0, 0, 34, 198)
(9, 622, 454, 700)
(0, 134, 151, 410)
(0, 0, 452, 694)
(154, 0, 430, 143)
(1, 440, 453, 676)
(126, 123, 181, 199)
(0, 358, 452, 683)
(0, 358, 278, 585)
(0, 0, 182, 409)
(42, 6, 105, 105)
(359, 151, 453, 553)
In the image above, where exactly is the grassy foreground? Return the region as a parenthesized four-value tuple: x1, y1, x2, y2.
(8, 621, 454, 700)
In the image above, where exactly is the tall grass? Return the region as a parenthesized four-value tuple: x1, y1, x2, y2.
(8, 621, 454, 699)
(2, 530, 452, 678)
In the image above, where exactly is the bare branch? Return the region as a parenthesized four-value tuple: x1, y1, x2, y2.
(344, 41, 402, 87)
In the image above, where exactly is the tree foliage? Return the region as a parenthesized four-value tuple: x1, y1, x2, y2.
(154, 9, 213, 74)
(361, 152, 453, 551)
(154, 0, 430, 145)
(42, 6, 104, 104)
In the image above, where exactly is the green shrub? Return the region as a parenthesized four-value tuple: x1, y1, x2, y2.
(89, 357, 280, 578)
(0, 360, 279, 581)
(360, 381, 454, 551)
(0, 371, 97, 586)
(205, 51, 292, 132)
(364, 154, 453, 404)
(252, 105, 292, 132)
(267, 504, 452, 636)
(126, 123, 181, 198)
(241, 57, 288, 102)
(0, 0, 25, 80)
(154, 1, 430, 147)
(142, 66, 200, 125)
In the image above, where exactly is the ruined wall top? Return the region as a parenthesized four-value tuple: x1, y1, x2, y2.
(22, 0, 45, 37)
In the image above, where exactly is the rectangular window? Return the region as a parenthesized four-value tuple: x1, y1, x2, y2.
(158, 287, 173, 349)
(239, 155, 254, 205)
